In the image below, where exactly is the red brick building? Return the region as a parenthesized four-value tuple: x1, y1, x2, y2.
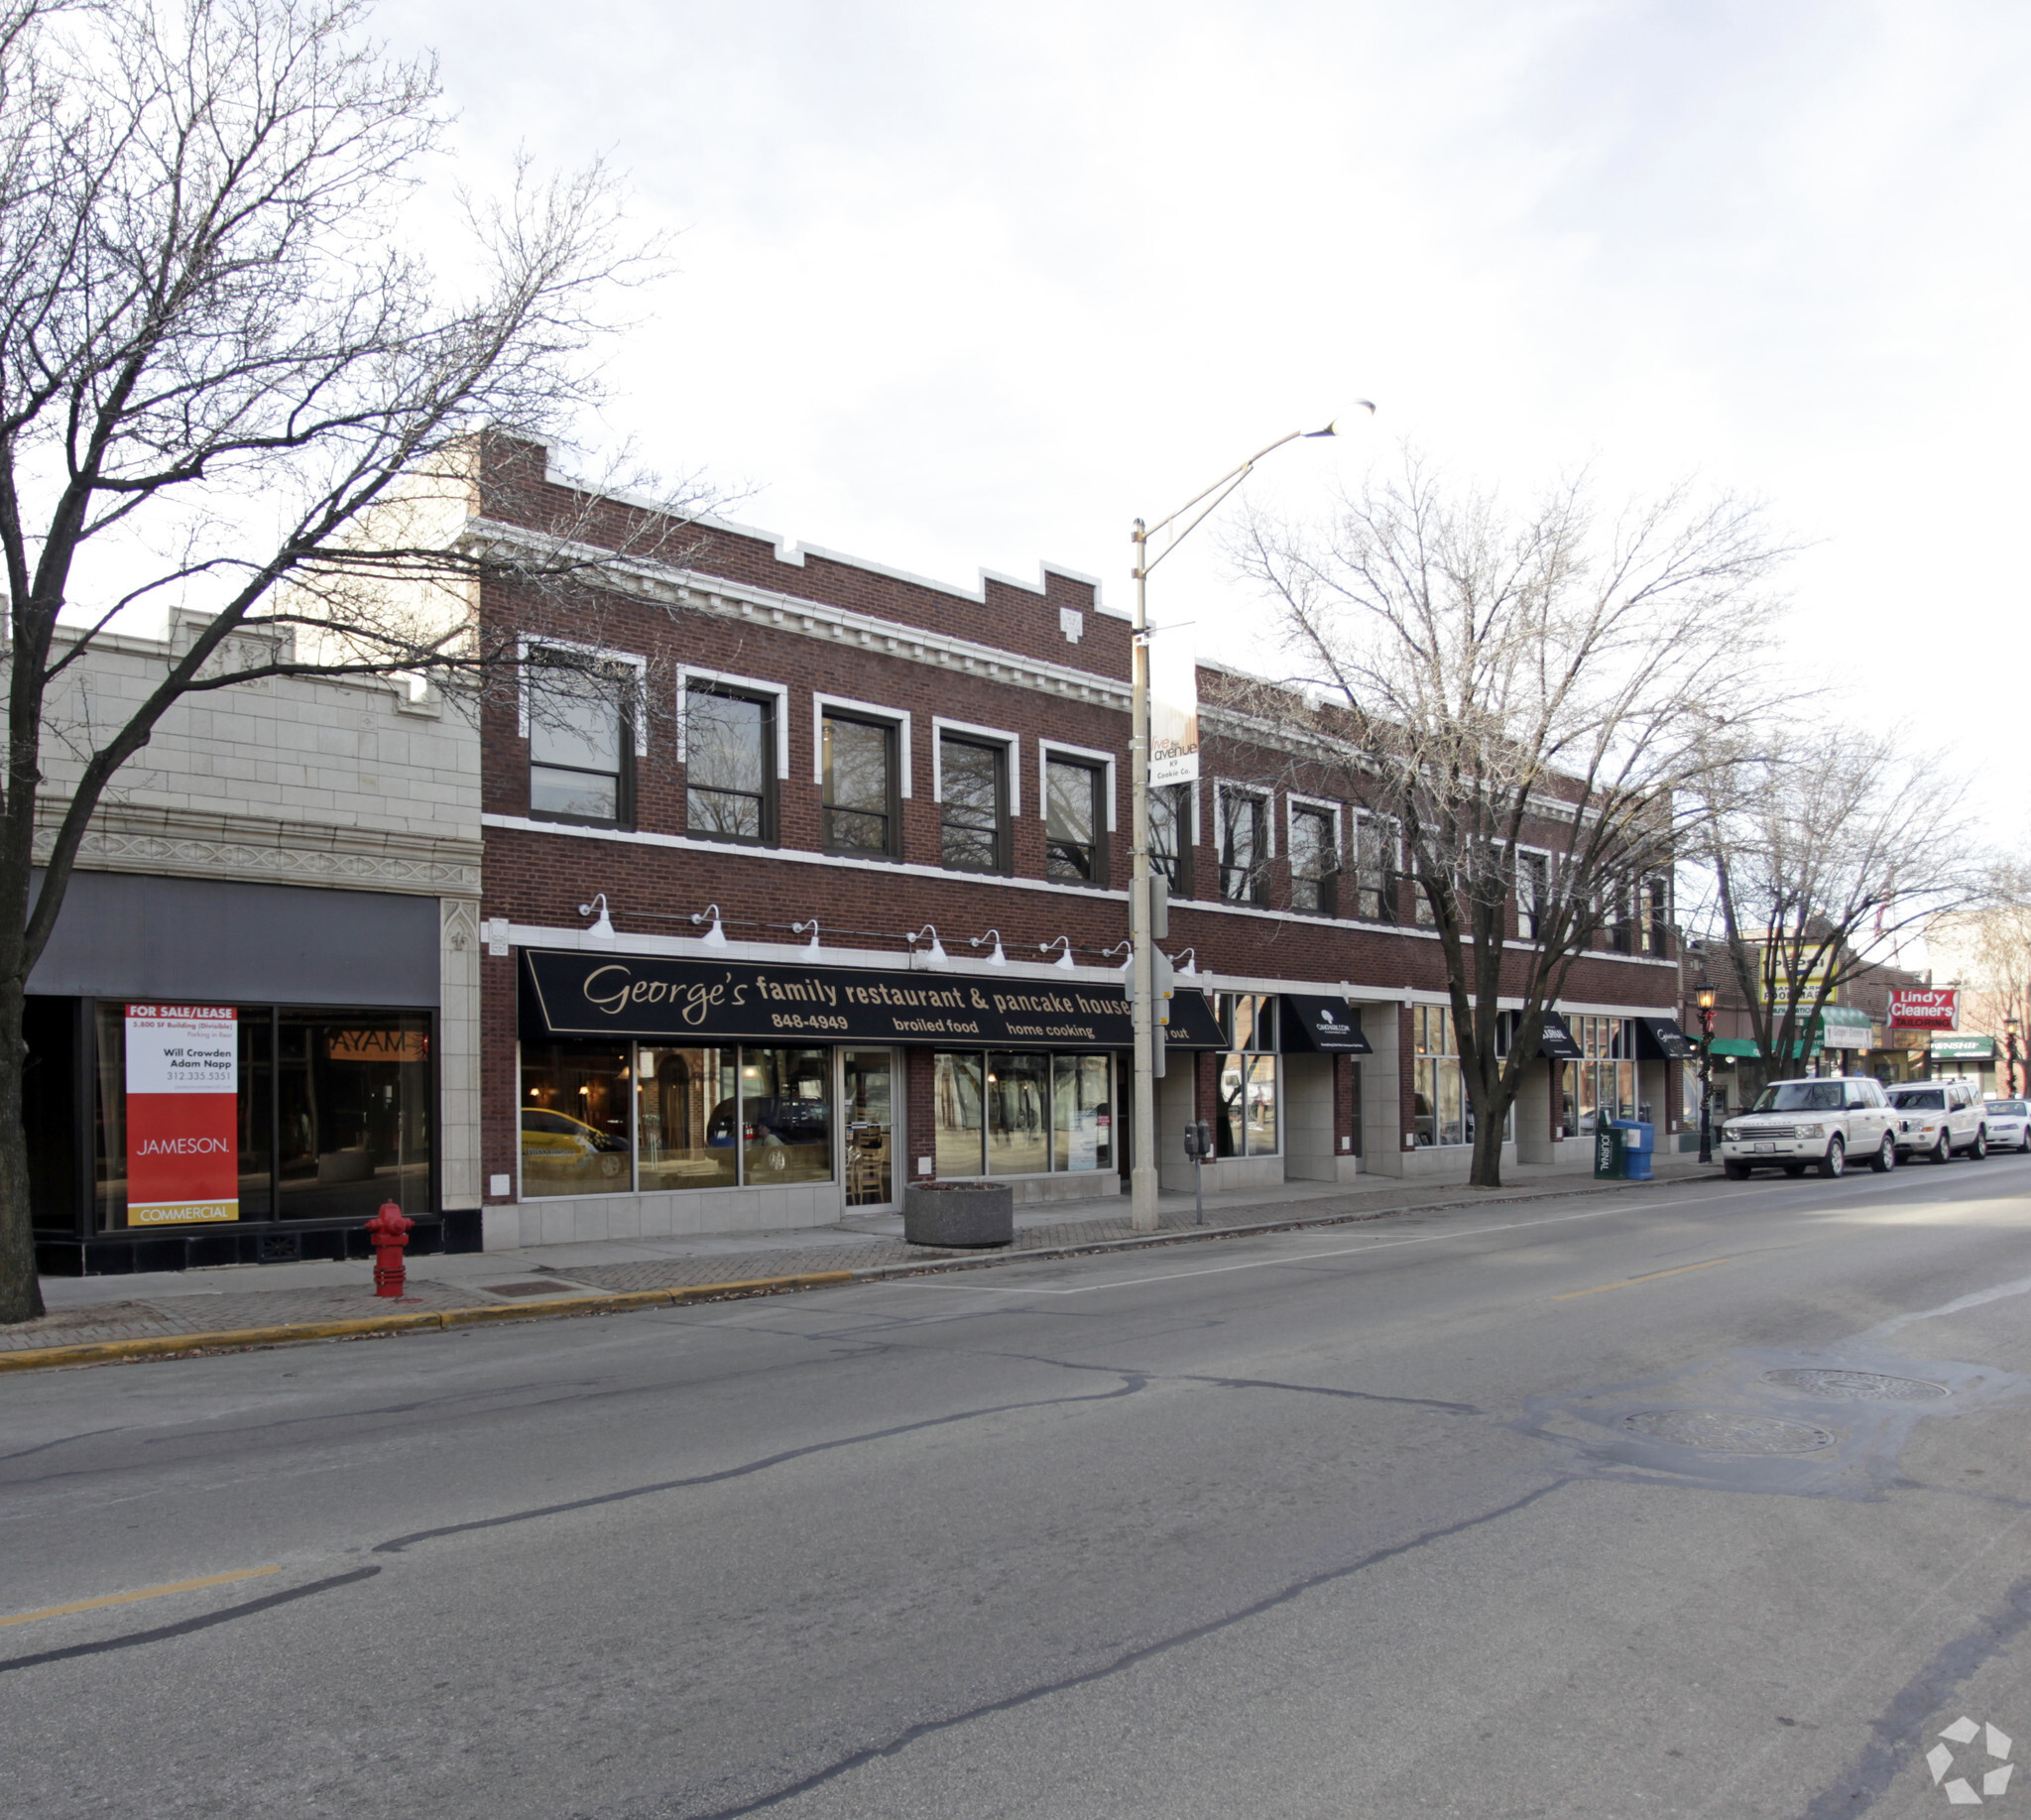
(477, 439, 1687, 1247)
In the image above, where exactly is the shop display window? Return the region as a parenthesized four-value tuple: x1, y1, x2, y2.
(1412, 1004, 1465, 1148)
(1564, 1015, 1636, 1135)
(739, 1048, 832, 1185)
(933, 1049, 1115, 1177)
(637, 1046, 737, 1192)
(1216, 994, 1279, 1157)
(93, 1003, 431, 1230)
(520, 1038, 633, 1198)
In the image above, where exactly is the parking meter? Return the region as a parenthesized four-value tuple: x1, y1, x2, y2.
(1183, 1119, 1213, 1223)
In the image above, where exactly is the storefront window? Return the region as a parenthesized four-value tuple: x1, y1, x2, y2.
(521, 1038, 633, 1198)
(934, 1051, 985, 1176)
(988, 1051, 1052, 1174)
(94, 1003, 430, 1230)
(739, 1047, 832, 1184)
(637, 1046, 737, 1192)
(1564, 1016, 1636, 1135)
(933, 1049, 1115, 1177)
(1216, 994, 1279, 1156)
(1413, 1005, 1466, 1147)
(1053, 1055, 1112, 1171)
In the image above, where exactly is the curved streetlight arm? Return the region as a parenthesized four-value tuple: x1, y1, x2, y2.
(1135, 424, 1339, 579)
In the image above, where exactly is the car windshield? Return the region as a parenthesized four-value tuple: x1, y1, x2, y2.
(1752, 1083, 1844, 1112)
(1987, 1101, 2026, 1116)
(1889, 1089, 1945, 1110)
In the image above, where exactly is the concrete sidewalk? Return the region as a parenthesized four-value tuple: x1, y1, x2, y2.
(7, 1156, 1723, 1361)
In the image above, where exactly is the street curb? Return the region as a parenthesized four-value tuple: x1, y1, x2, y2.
(2, 1168, 1725, 1374)
(0, 1273, 855, 1374)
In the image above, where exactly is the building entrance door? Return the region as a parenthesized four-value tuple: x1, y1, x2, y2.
(842, 1049, 897, 1210)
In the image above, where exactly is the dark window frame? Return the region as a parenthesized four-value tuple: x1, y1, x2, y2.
(1287, 802, 1339, 916)
(938, 733, 1012, 875)
(1218, 788, 1270, 906)
(1044, 753, 1108, 884)
(822, 709, 902, 859)
(684, 683, 778, 848)
(525, 648, 637, 831)
(1149, 782, 1195, 900)
(1353, 813, 1398, 923)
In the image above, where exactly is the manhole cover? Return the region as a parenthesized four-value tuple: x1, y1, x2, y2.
(1620, 1409, 1836, 1454)
(1760, 1369, 1949, 1401)
(482, 1280, 575, 1297)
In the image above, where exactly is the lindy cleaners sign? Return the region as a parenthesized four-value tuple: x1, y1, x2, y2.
(522, 951, 1135, 1049)
(125, 1004, 239, 1225)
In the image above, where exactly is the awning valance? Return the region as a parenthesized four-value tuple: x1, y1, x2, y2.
(1280, 995, 1374, 1054)
(1533, 1010, 1584, 1061)
(1635, 1017, 1701, 1061)
(1162, 989, 1227, 1050)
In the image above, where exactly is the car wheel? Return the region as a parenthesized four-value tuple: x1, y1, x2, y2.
(2019, 1128, 2030, 1153)
(1782, 1162, 1806, 1177)
(1870, 1131, 1896, 1173)
(1931, 1128, 1952, 1164)
(1724, 1160, 1750, 1180)
(1819, 1136, 1846, 1178)
(1971, 1127, 1987, 1160)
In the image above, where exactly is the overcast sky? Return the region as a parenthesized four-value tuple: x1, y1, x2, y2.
(390, 0, 2031, 819)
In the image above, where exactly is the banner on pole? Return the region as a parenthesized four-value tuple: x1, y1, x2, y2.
(1147, 623, 1199, 787)
(125, 1004, 239, 1226)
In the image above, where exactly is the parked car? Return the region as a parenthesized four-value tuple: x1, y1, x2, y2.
(1719, 1076, 1896, 1180)
(1885, 1079, 1987, 1163)
(1983, 1098, 2031, 1153)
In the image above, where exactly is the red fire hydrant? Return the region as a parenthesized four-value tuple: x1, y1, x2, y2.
(365, 1200, 414, 1298)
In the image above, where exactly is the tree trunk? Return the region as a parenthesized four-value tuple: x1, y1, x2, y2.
(0, 974, 44, 1322)
(1469, 1107, 1506, 1188)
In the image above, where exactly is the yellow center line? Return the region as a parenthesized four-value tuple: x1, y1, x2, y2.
(1552, 1258, 1732, 1300)
(0, 1565, 280, 1629)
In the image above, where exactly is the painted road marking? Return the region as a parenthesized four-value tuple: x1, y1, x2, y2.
(0, 1565, 280, 1629)
(1551, 1258, 1732, 1299)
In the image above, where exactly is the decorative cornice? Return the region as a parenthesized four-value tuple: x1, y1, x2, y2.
(467, 519, 1133, 712)
(39, 802, 483, 898)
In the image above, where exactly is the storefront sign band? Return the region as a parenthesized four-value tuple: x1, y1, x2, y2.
(524, 949, 1145, 1049)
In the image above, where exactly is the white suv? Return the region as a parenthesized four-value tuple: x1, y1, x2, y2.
(1885, 1079, 1987, 1163)
(1720, 1077, 1896, 1180)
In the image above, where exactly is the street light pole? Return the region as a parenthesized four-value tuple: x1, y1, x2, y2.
(1126, 409, 1371, 1231)
(2007, 1015, 2021, 1099)
(1696, 984, 1717, 1165)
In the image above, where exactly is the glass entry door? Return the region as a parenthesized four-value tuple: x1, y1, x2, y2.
(842, 1049, 897, 1209)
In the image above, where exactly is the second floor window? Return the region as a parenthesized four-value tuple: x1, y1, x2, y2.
(1354, 815, 1395, 921)
(1642, 878, 1670, 955)
(1149, 783, 1193, 898)
(1518, 851, 1550, 940)
(940, 735, 1008, 873)
(823, 712, 897, 856)
(685, 686, 774, 844)
(1289, 805, 1337, 914)
(1045, 756, 1104, 882)
(1219, 789, 1268, 905)
(528, 653, 633, 828)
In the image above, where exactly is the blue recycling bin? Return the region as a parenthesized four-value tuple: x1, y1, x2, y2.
(1612, 1120, 1654, 1180)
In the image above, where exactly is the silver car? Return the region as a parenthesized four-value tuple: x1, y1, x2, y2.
(1720, 1077, 1897, 1180)
(1983, 1098, 2031, 1153)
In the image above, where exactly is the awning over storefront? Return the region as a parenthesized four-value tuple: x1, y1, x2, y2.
(1162, 989, 1227, 1050)
(1280, 995, 1374, 1054)
(521, 949, 1135, 1049)
(1817, 1005, 1874, 1050)
(1931, 1034, 1995, 1060)
(1635, 1017, 1701, 1061)
(1533, 1010, 1584, 1061)
(1709, 1038, 1758, 1058)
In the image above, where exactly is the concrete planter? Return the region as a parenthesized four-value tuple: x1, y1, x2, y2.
(902, 1182, 1015, 1248)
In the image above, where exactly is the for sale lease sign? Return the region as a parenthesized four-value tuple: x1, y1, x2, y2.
(1887, 987, 1960, 1032)
(125, 1004, 238, 1225)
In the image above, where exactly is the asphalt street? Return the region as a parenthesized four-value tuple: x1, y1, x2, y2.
(8, 1156, 2031, 1819)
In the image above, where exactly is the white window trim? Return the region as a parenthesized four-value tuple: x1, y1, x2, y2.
(1039, 739, 1118, 833)
(518, 635, 649, 756)
(1284, 792, 1342, 870)
(678, 667, 790, 779)
(1214, 780, 1277, 859)
(932, 716, 1021, 815)
(814, 693, 913, 798)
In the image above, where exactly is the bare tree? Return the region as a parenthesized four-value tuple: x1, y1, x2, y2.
(1917, 859, 2031, 1092)
(0, 0, 708, 1322)
(1682, 728, 1983, 1092)
(1232, 448, 1789, 1188)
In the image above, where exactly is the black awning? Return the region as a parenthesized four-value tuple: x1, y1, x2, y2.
(1281, 994, 1374, 1054)
(1533, 1009, 1584, 1061)
(520, 949, 1134, 1049)
(1162, 989, 1227, 1050)
(1635, 1016, 1701, 1061)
